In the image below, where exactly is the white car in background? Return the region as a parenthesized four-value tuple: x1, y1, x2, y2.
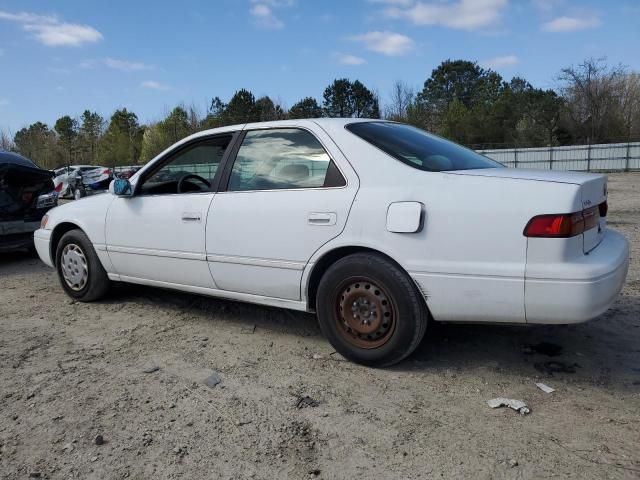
(34, 119, 629, 366)
(53, 165, 112, 199)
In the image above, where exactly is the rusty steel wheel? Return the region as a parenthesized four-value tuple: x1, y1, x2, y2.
(335, 278, 397, 349)
(317, 252, 428, 367)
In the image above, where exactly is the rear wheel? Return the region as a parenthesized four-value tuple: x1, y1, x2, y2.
(55, 229, 110, 302)
(316, 253, 428, 367)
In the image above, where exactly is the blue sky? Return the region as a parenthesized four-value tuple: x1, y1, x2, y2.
(0, 0, 638, 133)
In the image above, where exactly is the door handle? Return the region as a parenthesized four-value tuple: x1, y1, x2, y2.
(308, 212, 337, 226)
(181, 212, 202, 222)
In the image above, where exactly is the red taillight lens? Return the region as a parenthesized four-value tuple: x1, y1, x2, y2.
(524, 212, 584, 237)
(582, 206, 599, 231)
(103, 169, 111, 175)
(54, 182, 63, 193)
(599, 200, 608, 218)
(524, 203, 605, 238)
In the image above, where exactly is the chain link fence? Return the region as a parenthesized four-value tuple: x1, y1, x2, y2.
(475, 140, 640, 172)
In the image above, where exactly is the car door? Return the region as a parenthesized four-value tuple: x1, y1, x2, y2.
(205, 125, 359, 300)
(105, 134, 236, 288)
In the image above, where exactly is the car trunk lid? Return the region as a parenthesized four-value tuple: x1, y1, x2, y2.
(580, 175, 608, 253)
(0, 163, 55, 222)
(450, 168, 608, 253)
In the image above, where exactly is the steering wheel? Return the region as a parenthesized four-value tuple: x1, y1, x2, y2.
(177, 174, 211, 193)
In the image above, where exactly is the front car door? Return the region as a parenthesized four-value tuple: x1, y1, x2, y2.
(106, 132, 237, 288)
(205, 124, 359, 300)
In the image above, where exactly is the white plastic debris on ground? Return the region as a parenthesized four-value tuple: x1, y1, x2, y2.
(487, 398, 531, 415)
(536, 382, 555, 393)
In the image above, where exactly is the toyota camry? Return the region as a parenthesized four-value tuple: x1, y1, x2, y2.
(34, 119, 629, 366)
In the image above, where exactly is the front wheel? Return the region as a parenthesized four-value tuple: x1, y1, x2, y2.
(316, 253, 428, 367)
(55, 229, 110, 302)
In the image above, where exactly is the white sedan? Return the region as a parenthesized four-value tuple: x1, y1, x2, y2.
(34, 119, 629, 366)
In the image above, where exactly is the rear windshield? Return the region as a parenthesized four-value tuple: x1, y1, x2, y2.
(346, 122, 502, 172)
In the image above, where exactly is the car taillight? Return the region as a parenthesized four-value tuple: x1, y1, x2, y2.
(54, 182, 63, 192)
(599, 200, 608, 217)
(103, 169, 111, 175)
(524, 204, 603, 238)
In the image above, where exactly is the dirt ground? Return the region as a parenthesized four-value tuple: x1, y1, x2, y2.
(1, 173, 639, 480)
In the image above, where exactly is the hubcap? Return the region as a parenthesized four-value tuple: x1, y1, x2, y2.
(61, 243, 88, 291)
(336, 278, 396, 349)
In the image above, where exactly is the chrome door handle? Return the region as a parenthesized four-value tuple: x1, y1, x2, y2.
(308, 212, 337, 226)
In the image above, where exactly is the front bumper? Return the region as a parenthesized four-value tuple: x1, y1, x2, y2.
(34, 228, 53, 267)
(525, 230, 629, 324)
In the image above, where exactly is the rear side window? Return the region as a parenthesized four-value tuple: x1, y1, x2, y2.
(346, 122, 502, 172)
(228, 128, 345, 191)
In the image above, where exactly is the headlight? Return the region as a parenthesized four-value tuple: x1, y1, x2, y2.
(40, 215, 49, 229)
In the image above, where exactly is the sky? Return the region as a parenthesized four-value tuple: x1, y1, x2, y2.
(0, 0, 639, 133)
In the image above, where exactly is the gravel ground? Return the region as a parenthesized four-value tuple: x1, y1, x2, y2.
(1, 173, 639, 480)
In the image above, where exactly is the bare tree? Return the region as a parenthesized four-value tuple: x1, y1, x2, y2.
(558, 57, 626, 143)
(618, 72, 640, 139)
(385, 80, 415, 121)
(0, 127, 14, 151)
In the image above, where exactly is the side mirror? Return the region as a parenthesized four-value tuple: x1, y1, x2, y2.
(110, 178, 133, 197)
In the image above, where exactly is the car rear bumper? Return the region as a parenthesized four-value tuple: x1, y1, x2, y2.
(34, 228, 53, 267)
(525, 230, 629, 324)
(0, 220, 40, 252)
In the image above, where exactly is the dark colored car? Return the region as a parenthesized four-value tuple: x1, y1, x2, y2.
(0, 151, 58, 252)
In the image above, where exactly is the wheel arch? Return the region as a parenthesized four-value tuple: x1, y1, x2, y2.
(305, 245, 427, 312)
(50, 222, 84, 266)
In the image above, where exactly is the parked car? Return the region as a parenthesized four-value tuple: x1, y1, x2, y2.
(33, 119, 629, 366)
(0, 151, 58, 252)
(53, 165, 112, 199)
(115, 166, 142, 180)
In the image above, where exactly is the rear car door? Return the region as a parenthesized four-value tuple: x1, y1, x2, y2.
(105, 134, 235, 287)
(206, 125, 358, 300)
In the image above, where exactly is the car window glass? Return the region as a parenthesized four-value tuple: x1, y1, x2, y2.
(346, 122, 502, 172)
(228, 129, 343, 191)
(140, 136, 231, 195)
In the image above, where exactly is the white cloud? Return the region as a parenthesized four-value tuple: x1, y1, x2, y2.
(349, 31, 414, 56)
(141, 80, 170, 91)
(542, 15, 600, 32)
(380, 0, 508, 30)
(24, 23, 102, 46)
(481, 54, 518, 69)
(105, 57, 153, 71)
(249, 1, 286, 29)
(0, 9, 102, 46)
(334, 52, 367, 65)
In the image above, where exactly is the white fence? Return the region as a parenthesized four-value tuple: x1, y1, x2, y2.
(478, 141, 640, 172)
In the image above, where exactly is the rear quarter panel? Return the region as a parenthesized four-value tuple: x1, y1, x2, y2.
(310, 123, 581, 323)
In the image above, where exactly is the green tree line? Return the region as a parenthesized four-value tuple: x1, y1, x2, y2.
(4, 57, 639, 170)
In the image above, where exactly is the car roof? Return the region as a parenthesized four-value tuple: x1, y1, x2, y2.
(177, 118, 385, 143)
(0, 150, 39, 168)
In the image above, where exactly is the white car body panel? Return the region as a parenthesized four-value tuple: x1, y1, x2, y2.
(206, 122, 359, 300)
(105, 193, 216, 288)
(35, 118, 629, 326)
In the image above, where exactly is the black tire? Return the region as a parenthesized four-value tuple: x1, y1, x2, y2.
(316, 253, 428, 367)
(55, 229, 110, 302)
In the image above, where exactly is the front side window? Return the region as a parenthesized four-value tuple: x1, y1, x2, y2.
(346, 122, 502, 172)
(139, 135, 232, 195)
(228, 129, 345, 191)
